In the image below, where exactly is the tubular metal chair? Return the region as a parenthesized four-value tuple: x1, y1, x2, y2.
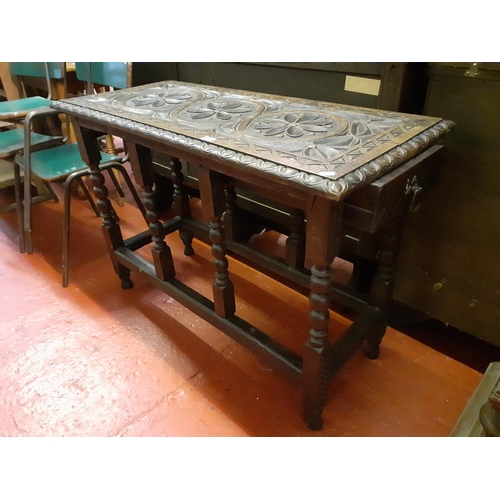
(75, 62, 131, 160)
(0, 62, 68, 153)
(14, 62, 147, 287)
(0, 62, 62, 122)
(75, 61, 131, 91)
(0, 63, 67, 251)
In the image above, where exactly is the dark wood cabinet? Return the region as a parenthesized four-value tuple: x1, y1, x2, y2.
(134, 62, 428, 113)
(393, 62, 500, 347)
(131, 62, 499, 348)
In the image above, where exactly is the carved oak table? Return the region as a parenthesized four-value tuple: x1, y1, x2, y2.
(52, 81, 454, 430)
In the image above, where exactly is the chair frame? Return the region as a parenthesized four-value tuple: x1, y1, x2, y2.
(12, 62, 146, 287)
(61, 162, 145, 287)
(13, 62, 55, 100)
(0, 63, 69, 250)
(1, 63, 65, 122)
(16, 106, 147, 287)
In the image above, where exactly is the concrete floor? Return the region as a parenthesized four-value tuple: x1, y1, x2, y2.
(0, 166, 485, 437)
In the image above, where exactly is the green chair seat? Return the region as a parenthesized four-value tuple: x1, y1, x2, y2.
(0, 128, 62, 157)
(16, 142, 122, 181)
(13, 63, 147, 287)
(0, 97, 53, 120)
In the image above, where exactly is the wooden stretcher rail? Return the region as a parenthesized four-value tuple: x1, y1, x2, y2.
(52, 80, 453, 430)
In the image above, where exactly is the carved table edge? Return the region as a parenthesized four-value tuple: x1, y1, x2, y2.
(51, 100, 454, 201)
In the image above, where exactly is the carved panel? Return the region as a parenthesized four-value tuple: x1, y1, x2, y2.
(52, 81, 454, 200)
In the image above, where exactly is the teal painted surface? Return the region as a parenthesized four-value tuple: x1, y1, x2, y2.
(0, 129, 61, 157)
(16, 143, 121, 181)
(0, 97, 52, 118)
(9, 62, 64, 79)
(75, 62, 128, 89)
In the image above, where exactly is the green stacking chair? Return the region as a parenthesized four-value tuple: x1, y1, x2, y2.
(0, 63, 66, 156)
(14, 62, 146, 287)
(75, 61, 131, 91)
(0, 62, 62, 121)
(0, 63, 67, 251)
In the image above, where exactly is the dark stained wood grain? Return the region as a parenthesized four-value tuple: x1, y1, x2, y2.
(55, 80, 452, 430)
(394, 71, 500, 347)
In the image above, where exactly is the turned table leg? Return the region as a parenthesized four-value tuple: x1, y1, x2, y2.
(209, 214, 236, 318)
(90, 165, 135, 288)
(365, 215, 406, 359)
(144, 186, 176, 281)
(128, 143, 176, 281)
(73, 124, 133, 289)
(302, 197, 343, 430)
(198, 166, 236, 318)
(303, 264, 334, 430)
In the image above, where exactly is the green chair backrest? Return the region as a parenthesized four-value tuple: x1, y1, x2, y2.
(9, 62, 64, 80)
(75, 62, 130, 90)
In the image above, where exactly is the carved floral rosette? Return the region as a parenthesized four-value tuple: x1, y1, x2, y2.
(52, 82, 454, 200)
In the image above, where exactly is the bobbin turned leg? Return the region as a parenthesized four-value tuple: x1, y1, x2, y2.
(128, 143, 175, 281)
(170, 157, 194, 256)
(179, 228, 195, 257)
(73, 124, 133, 289)
(209, 215, 235, 317)
(144, 186, 175, 280)
(303, 264, 334, 430)
(365, 215, 405, 359)
(198, 167, 236, 318)
(302, 197, 343, 430)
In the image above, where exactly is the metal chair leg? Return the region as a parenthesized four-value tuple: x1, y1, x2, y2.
(76, 176, 100, 216)
(76, 170, 119, 221)
(109, 204, 120, 223)
(105, 162, 147, 223)
(61, 175, 75, 287)
(62, 170, 103, 287)
(108, 168, 125, 198)
(63, 169, 119, 287)
(43, 180, 59, 203)
(22, 112, 35, 254)
(23, 158, 33, 255)
(12, 161, 25, 253)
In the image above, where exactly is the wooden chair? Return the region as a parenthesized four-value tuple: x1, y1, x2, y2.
(13, 62, 147, 287)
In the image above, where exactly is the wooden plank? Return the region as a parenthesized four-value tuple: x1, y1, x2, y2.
(450, 362, 500, 437)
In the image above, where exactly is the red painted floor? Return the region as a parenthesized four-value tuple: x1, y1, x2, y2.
(0, 168, 484, 437)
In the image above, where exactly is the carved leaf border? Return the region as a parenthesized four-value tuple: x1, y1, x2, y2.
(52, 100, 455, 201)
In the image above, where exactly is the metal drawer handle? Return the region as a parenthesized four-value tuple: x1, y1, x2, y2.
(405, 175, 423, 212)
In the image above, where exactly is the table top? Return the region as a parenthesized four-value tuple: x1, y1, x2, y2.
(52, 81, 454, 200)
